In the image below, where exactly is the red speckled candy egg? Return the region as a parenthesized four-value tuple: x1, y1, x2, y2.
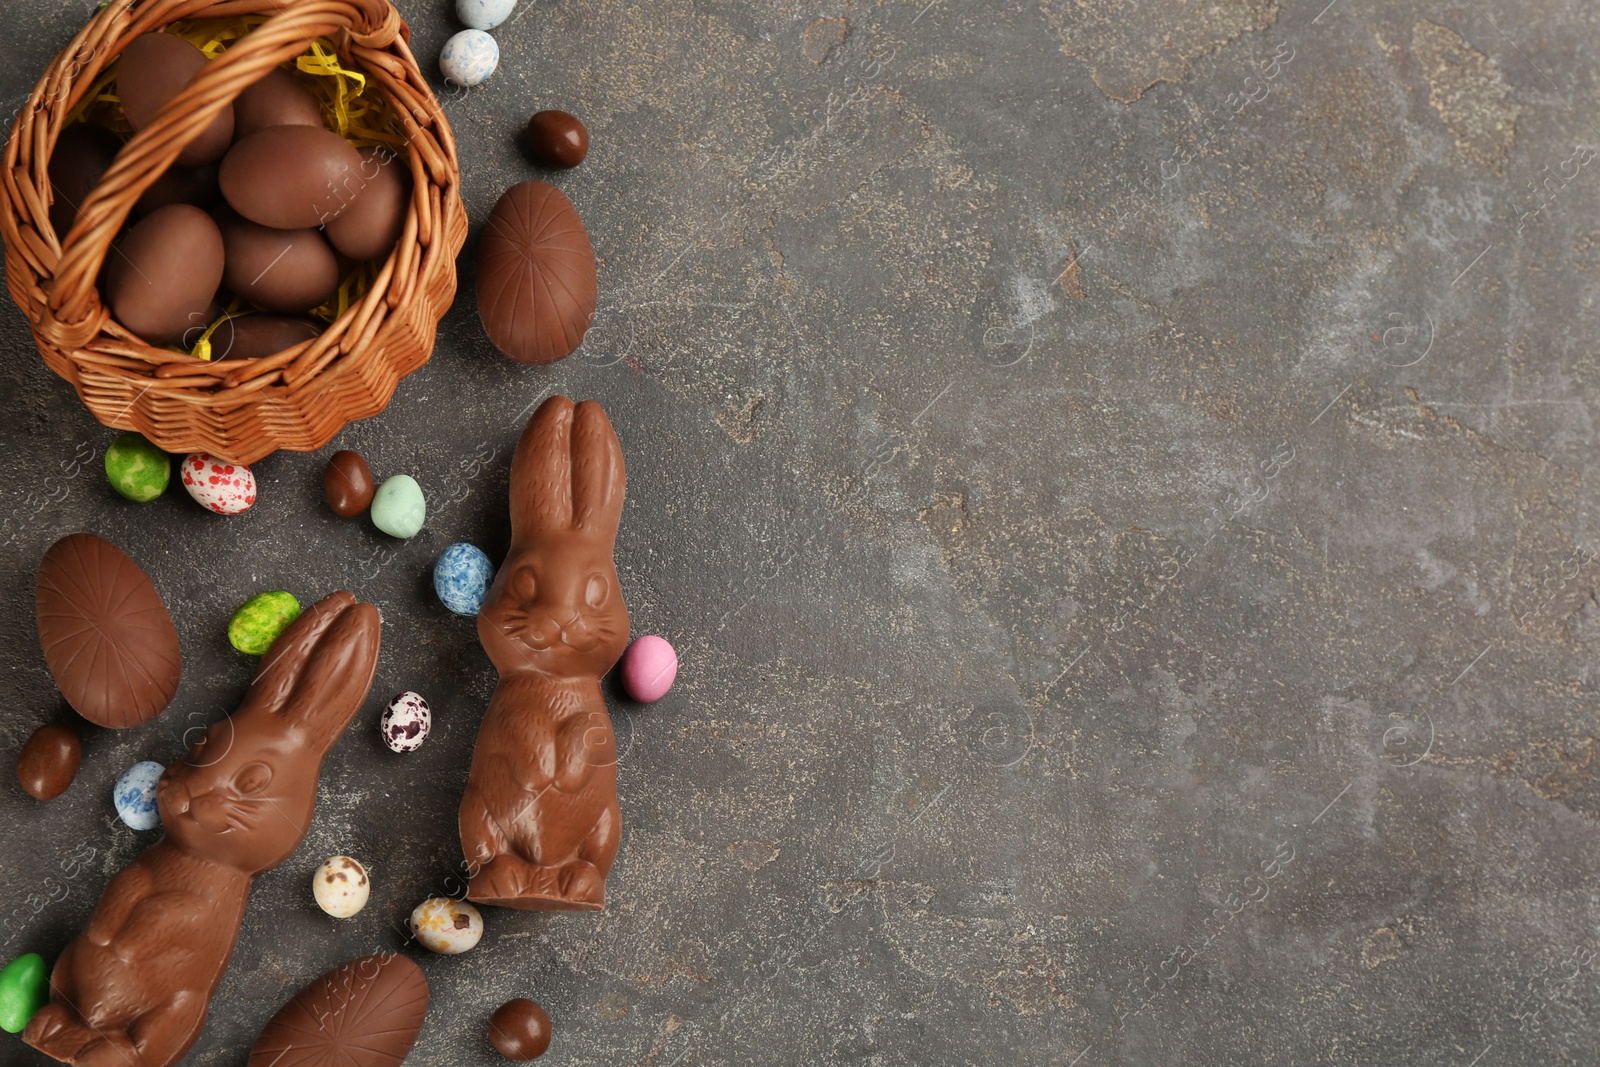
(181, 453, 257, 515)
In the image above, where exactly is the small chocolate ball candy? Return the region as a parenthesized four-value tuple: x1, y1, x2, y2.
(489, 998, 552, 1060)
(16, 724, 80, 801)
(524, 111, 588, 169)
(324, 450, 376, 517)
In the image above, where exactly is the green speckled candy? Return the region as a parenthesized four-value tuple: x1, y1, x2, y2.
(0, 952, 48, 1033)
(104, 432, 170, 502)
(371, 475, 426, 538)
(228, 591, 302, 655)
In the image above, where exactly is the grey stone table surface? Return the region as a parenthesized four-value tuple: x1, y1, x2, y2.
(0, 0, 1597, 1063)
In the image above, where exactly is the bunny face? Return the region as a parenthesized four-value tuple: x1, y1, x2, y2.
(478, 532, 629, 678)
(150, 591, 382, 874)
(158, 713, 317, 872)
(479, 396, 631, 680)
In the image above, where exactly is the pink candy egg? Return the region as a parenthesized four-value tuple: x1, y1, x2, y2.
(620, 635, 677, 703)
(180, 453, 257, 515)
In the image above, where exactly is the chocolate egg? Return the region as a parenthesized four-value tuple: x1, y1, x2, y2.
(210, 314, 322, 361)
(219, 214, 339, 313)
(220, 126, 365, 229)
(523, 110, 588, 168)
(324, 146, 410, 261)
(134, 161, 220, 218)
(16, 724, 80, 801)
(234, 68, 324, 140)
(118, 32, 234, 166)
(476, 181, 597, 364)
(106, 204, 224, 345)
(248, 954, 428, 1067)
(324, 450, 376, 517)
(36, 533, 181, 728)
(48, 124, 121, 239)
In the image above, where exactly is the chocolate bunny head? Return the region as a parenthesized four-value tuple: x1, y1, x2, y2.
(478, 396, 629, 680)
(158, 592, 381, 873)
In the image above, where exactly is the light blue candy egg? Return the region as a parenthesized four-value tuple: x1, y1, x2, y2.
(457, 0, 516, 31)
(434, 543, 495, 616)
(114, 760, 165, 831)
(440, 30, 499, 88)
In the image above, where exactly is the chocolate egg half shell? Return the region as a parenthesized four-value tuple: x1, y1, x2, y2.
(476, 180, 597, 365)
(35, 533, 181, 729)
(248, 953, 428, 1067)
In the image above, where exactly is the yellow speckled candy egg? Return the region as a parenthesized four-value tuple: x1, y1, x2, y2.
(311, 856, 370, 918)
(409, 896, 484, 954)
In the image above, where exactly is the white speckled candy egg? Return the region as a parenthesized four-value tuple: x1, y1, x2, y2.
(457, 0, 516, 30)
(381, 691, 431, 753)
(312, 855, 370, 918)
(440, 29, 498, 87)
(409, 896, 483, 954)
(180, 453, 256, 514)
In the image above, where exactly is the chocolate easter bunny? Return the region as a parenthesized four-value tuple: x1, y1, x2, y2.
(460, 396, 630, 910)
(24, 591, 381, 1067)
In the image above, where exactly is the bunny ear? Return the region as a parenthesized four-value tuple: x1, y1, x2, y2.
(509, 395, 576, 534)
(241, 591, 355, 717)
(571, 400, 625, 537)
(241, 592, 381, 747)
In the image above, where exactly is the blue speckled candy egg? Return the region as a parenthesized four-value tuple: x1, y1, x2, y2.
(114, 760, 164, 830)
(440, 30, 499, 87)
(434, 543, 495, 616)
(457, 0, 516, 30)
(381, 692, 432, 753)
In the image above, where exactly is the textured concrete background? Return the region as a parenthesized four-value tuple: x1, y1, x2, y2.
(2, 0, 1599, 1063)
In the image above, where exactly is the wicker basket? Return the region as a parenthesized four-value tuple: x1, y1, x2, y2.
(0, 0, 467, 464)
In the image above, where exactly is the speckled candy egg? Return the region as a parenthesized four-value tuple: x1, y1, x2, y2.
(434, 543, 494, 616)
(457, 0, 516, 30)
(104, 432, 170, 502)
(439, 29, 498, 87)
(409, 896, 483, 954)
(181, 453, 256, 514)
(381, 691, 431, 753)
(312, 855, 370, 918)
(114, 760, 164, 830)
(229, 591, 301, 655)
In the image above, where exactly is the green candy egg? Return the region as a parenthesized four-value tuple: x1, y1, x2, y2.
(0, 952, 48, 1033)
(229, 591, 302, 655)
(103, 432, 170, 502)
(371, 475, 426, 539)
